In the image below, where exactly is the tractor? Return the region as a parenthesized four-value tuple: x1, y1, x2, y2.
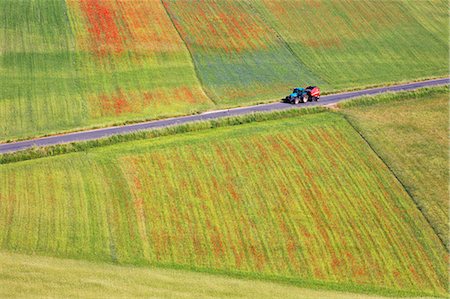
(282, 86, 320, 104)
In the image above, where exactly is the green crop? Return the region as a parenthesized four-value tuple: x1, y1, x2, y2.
(0, 0, 212, 141)
(254, 0, 448, 91)
(0, 113, 446, 296)
(162, 0, 323, 105)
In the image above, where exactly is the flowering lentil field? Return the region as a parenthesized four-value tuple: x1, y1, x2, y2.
(1, 0, 447, 141)
(0, 113, 446, 296)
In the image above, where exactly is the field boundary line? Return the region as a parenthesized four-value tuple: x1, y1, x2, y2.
(341, 114, 447, 250)
(159, 0, 217, 105)
(246, 2, 328, 87)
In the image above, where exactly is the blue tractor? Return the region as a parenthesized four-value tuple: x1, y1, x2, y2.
(283, 86, 321, 104)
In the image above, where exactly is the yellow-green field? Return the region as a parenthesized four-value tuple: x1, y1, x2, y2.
(341, 87, 449, 249)
(0, 251, 404, 299)
(0, 112, 446, 296)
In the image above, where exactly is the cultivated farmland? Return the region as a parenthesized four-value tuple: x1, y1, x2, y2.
(0, 251, 396, 299)
(341, 87, 449, 249)
(0, 113, 446, 296)
(0, 0, 211, 141)
(162, 0, 323, 104)
(1, 0, 448, 141)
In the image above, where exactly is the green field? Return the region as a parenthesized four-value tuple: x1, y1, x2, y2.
(0, 112, 446, 296)
(1, 251, 405, 299)
(254, 0, 448, 89)
(341, 87, 449, 249)
(1, 0, 448, 141)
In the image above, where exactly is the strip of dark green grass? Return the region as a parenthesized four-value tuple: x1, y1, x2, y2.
(148, 261, 445, 298)
(0, 107, 327, 164)
(337, 86, 448, 109)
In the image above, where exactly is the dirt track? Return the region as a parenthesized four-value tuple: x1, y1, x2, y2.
(1, 77, 448, 154)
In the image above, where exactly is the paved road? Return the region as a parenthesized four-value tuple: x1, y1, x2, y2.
(1, 78, 448, 154)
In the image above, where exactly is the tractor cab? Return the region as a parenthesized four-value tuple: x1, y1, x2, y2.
(291, 87, 304, 97)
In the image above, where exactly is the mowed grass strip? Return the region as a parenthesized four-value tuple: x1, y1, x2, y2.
(0, 113, 446, 296)
(0, 251, 402, 299)
(341, 87, 449, 248)
(255, 0, 448, 90)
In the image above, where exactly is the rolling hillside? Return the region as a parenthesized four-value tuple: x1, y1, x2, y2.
(0, 112, 446, 296)
(1, 0, 448, 141)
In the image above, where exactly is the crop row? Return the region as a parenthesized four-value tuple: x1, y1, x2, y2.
(254, 0, 448, 89)
(162, 0, 323, 105)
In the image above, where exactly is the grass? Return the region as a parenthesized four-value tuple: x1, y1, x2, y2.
(0, 251, 408, 299)
(340, 86, 449, 249)
(1, 0, 447, 141)
(0, 112, 447, 297)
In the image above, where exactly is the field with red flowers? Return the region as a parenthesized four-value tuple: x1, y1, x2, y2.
(0, 0, 447, 141)
(162, 0, 323, 105)
(0, 0, 212, 141)
(162, 0, 447, 99)
(0, 112, 447, 297)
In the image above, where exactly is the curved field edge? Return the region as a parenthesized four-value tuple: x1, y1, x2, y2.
(0, 114, 447, 296)
(0, 251, 417, 299)
(339, 86, 449, 249)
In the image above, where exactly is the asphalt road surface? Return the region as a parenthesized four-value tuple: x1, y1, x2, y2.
(1, 77, 448, 154)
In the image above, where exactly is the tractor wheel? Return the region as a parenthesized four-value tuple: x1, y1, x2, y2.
(302, 95, 308, 103)
(313, 96, 319, 101)
(294, 97, 300, 105)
